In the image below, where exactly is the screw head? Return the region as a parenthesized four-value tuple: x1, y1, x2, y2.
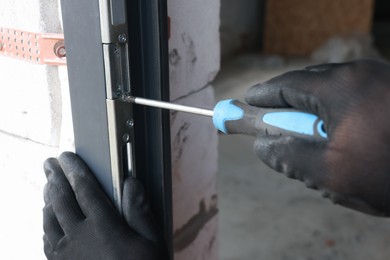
(118, 33, 127, 44)
(54, 40, 66, 58)
(113, 46, 119, 55)
(122, 133, 130, 143)
(126, 119, 134, 128)
(115, 87, 122, 97)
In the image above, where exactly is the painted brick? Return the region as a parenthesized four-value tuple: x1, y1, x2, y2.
(168, 0, 221, 101)
(0, 2, 72, 259)
(174, 217, 218, 260)
(170, 85, 218, 259)
(168, 1, 220, 258)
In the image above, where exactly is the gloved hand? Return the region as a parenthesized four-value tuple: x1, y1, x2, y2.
(246, 59, 390, 217)
(43, 152, 165, 259)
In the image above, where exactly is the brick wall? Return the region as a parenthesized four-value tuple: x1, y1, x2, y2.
(0, 0, 71, 259)
(168, 0, 220, 258)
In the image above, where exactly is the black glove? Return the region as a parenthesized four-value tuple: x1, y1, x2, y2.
(43, 152, 165, 259)
(246, 59, 390, 217)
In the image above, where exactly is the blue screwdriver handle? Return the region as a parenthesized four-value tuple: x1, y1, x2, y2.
(212, 99, 327, 140)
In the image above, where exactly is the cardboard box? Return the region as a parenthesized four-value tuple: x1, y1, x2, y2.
(264, 0, 374, 55)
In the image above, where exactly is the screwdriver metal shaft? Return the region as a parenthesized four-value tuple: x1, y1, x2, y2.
(123, 95, 327, 140)
(123, 95, 214, 117)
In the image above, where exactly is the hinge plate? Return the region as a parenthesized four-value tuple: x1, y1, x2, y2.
(99, 0, 134, 213)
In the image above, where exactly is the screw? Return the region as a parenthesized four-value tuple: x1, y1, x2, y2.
(126, 119, 134, 128)
(54, 40, 66, 58)
(113, 46, 119, 55)
(118, 33, 127, 44)
(115, 86, 122, 97)
(57, 46, 66, 57)
(122, 133, 130, 143)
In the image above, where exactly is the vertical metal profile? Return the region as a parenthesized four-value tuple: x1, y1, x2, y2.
(98, 0, 133, 214)
(127, 0, 173, 258)
(60, 0, 114, 202)
(60, 0, 172, 258)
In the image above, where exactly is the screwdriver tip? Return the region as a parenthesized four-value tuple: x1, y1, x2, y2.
(122, 94, 136, 103)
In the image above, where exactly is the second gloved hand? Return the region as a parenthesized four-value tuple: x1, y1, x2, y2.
(246, 59, 390, 217)
(43, 152, 165, 259)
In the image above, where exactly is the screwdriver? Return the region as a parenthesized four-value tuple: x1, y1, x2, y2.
(123, 95, 327, 140)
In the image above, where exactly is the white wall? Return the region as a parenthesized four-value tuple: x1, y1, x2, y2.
(0, 0, 72, 259)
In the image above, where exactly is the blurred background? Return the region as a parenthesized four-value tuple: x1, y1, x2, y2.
(215, 0, 390, 259)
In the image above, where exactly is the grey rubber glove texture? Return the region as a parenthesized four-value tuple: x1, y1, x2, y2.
(43, 152, 164, 259)
(246, 59, 390, 216)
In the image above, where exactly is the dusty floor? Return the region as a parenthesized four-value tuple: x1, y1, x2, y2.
(213, 55, 390, 260)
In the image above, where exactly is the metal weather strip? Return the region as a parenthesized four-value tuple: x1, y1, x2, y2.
(0, 27, 66, 65)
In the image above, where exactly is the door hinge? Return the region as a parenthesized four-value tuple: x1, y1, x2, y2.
(99, 0, 135, 213)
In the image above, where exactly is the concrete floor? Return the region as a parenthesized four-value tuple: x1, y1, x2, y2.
(213, 55, 390, 260)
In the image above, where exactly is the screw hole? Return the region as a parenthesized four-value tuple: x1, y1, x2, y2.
(122, 133, 130, 143)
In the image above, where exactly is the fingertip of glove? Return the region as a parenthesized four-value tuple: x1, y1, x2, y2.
(58, 151, 78, 163)
(253, 136, 278, 157)
(245, 83, 261, 100)
(253, 136, 286, 171)
(245, 82, 272, 105)
(57, 152, 92, 183)
(43, 158, 60, 179)
(43, 157, 57, 168)
(253, 135, 295, 152)
(123, 177, 146, 199)
(253, 135, 316, 176)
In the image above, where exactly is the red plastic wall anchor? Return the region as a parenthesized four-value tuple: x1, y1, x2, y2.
(0, 27, 66, 65)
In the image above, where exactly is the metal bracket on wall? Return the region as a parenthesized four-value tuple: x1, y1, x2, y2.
(0, 27, 66, 65)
